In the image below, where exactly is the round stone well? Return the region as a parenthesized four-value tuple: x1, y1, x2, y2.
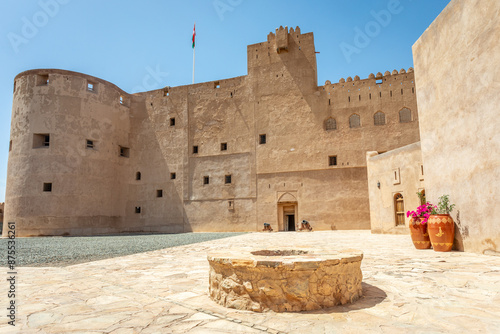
(208, 248, 363, 312)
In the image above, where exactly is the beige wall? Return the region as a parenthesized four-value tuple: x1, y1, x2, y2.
(366, 142, 425, 234)
(4, 26, 421, 236)
(413, 0, 500, 253)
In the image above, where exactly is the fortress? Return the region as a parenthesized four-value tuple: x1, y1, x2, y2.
(3, 26, 420, 237)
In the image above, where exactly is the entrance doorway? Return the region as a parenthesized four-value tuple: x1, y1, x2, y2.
(287, 214, 296, 231)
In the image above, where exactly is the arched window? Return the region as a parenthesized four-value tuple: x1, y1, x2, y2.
(374, 111, 386, 126)
(325, 118, 337, 131)
(399, 108, 412, 123)
(394, 193, 405, 226)
(349, 114, 360, 128)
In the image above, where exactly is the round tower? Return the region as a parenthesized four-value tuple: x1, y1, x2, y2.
(4, 69, 132, 236)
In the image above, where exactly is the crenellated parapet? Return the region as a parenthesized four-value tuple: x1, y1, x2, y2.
(334, 68, 414, 85)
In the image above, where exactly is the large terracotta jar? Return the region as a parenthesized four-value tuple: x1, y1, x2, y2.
(409, 217, 431, 249)
(427, 214, 455, 252)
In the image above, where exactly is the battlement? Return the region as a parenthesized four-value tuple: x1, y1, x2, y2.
(325, 67, 414, 86)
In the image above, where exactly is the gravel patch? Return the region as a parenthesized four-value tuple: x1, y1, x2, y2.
(0, 232, 246, 267)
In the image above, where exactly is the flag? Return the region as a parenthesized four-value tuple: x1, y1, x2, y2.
(192, 23, 196, 49)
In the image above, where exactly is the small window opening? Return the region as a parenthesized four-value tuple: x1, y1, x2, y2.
(376, 79, 382, 84)
(325, 118, 337, 131)
(120, 95, 125, 105)
(328, 99, 331, 105)
(401, 89, 403, 95)
(221, 143, 227, 151)
(43, 183, 52, 192)
(379, 92, 382, 98)
(13, 81, 16, 93)
(136, 172, 141, 180)
(225, 174, 232, 184)
(170, 172, 176, 180)
(37, 74, 49, 86)
(369, 93, 372, 99)
(399, 108, 412, 123)
(228, 200, 234, 210)
(349, 114, 361, 128)
(170, 117, 175, 126)
(394, 193, 405, 226)
(135, 207, 141, 214)
(230, 92, 233, 98)
(214, 81, 220, 89)
(9, 140, 12, 152)
(87, 81, 96, 92)
(374, 112, 386, 126)
(33, 133, 50, 148)
(193, 145, 198, 154)
(86, 139, 94, 149)
(359, 95, 361, 101)
(119, 146, 130, 158)
(390, 91, 393, 97)
(157, 189, 163, 198)
(259, 134, 267, 144)
(203, 176, 210, 185)
(329, 155, 337, 166)
(412, 87, 415, 94)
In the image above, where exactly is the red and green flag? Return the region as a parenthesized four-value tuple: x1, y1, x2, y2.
(192, 23, 196, 49)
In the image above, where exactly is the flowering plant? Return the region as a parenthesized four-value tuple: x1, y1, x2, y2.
(407, 202, 435, 225)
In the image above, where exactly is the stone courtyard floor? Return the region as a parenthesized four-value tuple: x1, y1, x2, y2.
(1, 231, 499, 333)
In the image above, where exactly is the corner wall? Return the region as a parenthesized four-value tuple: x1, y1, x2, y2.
(412, 0, 500, 253)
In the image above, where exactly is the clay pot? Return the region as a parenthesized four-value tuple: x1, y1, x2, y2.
(427, 214, 455, 252)
(409, 217, 431, 249)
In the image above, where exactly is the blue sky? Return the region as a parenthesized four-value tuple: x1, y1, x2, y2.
(0, 0, 451, 202)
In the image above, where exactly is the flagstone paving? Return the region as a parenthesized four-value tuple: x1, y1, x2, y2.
(1, 231, 499, 333)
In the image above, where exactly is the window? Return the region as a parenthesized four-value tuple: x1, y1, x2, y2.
(163, 88, 169, 97)
(9, 140, 12, 152)
(170, 172, 176, 180)
(221, 143, 227, 151)
(136, 172, 141, 180)
(259, 134, 267, 144)
(325, 118, 336, 131)
(376, 79, 382, 84)
(86, 139, 94, 149)
(193, 145, 198, 154)
(228, 200, 234, 210)
(119, 95, 124, 105)
(394, 193, 405, 226)
(170, 117, 175, 126)
(393, 168, 401, 185)
(33, 133, 50, 148)
(13, 81, 16, 93)
(157, 190, 163, 198)
(225, 175, 232, 184)
(349, 114, 360, 128)
(329, 156, 337, 166)
(87, 81, 96, 92)
(37, 74, 49, 86)
(119, 146, 130, 158)
(374, 112, 386, 126)
(135, 207, 141, 214)
(214, 81, 220, 89)
(43, 183, 52, 192)
(399, 108, 412, 123)
(203, 176, 210, 185)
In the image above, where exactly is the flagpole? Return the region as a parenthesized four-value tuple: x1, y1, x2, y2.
(192, 22, 196, 84)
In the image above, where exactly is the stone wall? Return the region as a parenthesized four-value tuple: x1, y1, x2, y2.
(366, 142, 425, 234)
(412, 0, 500, 253)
